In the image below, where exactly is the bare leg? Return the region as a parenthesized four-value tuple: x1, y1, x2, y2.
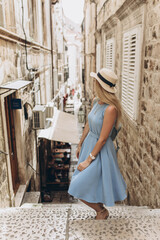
(80, 198, 103, 212)
(80, 199, 109, 220)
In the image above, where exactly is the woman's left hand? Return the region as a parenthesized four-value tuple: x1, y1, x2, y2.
(77, 157, 92, 171)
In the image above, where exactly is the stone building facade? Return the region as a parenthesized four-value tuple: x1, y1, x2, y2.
(84, 0, 160, 208)
(0, 0, 61, 207)
(64, 16, 83, 89)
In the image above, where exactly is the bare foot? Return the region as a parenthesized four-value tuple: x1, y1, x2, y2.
(95, 207, 109, 220)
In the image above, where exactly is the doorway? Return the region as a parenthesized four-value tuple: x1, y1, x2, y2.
(4, 94, 19, 194)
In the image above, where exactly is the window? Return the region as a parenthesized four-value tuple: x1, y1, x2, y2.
(28, 0, 34, 38)
(121, 26, 141, 120)
(0, 0, 5, 27)
(9, 0, 16, 31)
(28, 0, 37, 40)
(65, 45, 68, 51)
(96, 43, 101, 72)
(58, 73, 62, 82)
(42, 0, 47, 45)
(105, 38, 115, 70)
(58, 53, 62, 60)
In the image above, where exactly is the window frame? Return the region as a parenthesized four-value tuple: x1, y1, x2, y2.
(28, 0, 34, 38)
(105, 37, 115, 71)
(96, 43, 101, 73)
(121, 25, 142, 121)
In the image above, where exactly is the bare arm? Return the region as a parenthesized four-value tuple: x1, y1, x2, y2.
(89, 105, 117, 159)
(77, 120, 89, 148)
(77, 105, 117, 170)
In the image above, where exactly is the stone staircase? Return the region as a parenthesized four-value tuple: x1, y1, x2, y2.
(21, 191, 41, 205)
(14, 186, 41, 207)
(0, 203, 160, 240)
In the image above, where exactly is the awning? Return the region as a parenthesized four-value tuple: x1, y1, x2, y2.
(0, 80, 32, 90)
(38, 109, 79, 144)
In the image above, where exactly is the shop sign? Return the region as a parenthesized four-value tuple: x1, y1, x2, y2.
(11, 99, 22, 109)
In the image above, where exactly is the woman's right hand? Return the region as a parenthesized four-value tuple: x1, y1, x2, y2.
(76, 145, 81, 159)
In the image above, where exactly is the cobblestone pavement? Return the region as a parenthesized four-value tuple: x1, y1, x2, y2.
(0, 203, 160, 240)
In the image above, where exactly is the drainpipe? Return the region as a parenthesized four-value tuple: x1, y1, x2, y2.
(94, 1, 97, 97)
(50, 0, 59, 98)
(50, 1, 54, 98)
(83, 8, 87, 123)
(92, 0, 97, 97)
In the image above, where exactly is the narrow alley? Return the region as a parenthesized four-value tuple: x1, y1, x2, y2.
(0, 0, 160, 239)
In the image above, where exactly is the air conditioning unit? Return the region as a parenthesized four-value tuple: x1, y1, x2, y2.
(46, 102, 54, 118)
(32, 105, 46, 129)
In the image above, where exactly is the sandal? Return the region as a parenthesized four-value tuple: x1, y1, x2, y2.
(95, 207, 109, 220)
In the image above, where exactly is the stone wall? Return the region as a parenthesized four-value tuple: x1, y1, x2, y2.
(0, 0, 53, 207)
(84, 0, 96, 102)
(118, 0, 160, 208)
(0, 113, 10, 207)
(84, 0, 160, 208)
(97, 0, 126, 30)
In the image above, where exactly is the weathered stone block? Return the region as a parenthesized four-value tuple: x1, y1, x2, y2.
(144, 59, 149, 69)
(148, 9, 159, 27)
(141, 101, 147, 111)
(149, 59, 156, 71)
(153, 163, 160, 180)
(157, 152, 160, 162)
(152, 43, 160, 58)
(152, 24, 160, 39)
(143, 153, 153, 169)
(145, 45, 153, 57)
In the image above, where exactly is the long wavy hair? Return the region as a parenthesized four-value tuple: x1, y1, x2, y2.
(95, 80, 122, 129)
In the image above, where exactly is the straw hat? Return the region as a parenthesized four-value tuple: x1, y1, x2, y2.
(90, 68, 118, 93)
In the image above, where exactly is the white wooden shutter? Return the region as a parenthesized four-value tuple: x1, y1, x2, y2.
(105, 38, 115, 70)
(96, 43, 101, 72)
(122, 26, 141, 120)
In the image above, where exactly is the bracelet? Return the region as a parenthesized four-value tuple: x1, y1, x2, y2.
(89, 153, 96, 160)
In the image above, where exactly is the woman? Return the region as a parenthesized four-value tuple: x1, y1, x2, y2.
(68, 68, 127, 220)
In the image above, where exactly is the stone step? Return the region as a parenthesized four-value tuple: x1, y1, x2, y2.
(0, 203, 159, 239)
(14, 184, 27, 207)
(21, 191, 41, 206)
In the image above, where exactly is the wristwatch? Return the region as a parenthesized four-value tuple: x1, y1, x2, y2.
(89, 153, 96, 160)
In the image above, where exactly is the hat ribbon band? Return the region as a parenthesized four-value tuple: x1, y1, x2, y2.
(97, 72, 116, 87)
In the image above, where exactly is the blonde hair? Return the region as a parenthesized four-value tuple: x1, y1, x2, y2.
(95, 81, 122, 129)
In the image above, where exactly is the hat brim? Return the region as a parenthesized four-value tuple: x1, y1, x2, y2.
(90, 72, 117, 94)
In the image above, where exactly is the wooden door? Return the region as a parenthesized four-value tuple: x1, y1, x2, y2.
(5, 95, 19, 194)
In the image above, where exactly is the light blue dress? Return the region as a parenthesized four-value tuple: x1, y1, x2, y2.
(68, 99, 127, 206)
